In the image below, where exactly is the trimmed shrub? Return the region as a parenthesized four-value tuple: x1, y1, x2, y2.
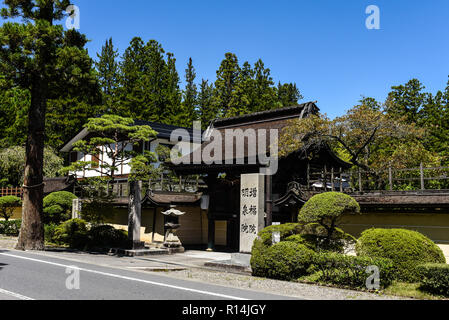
(257, 223, 303, 246)
(356, 228, 446, 282)
(284, 234, 318, 251)
(44, 223, 58, 244)
(87, 225, 128, 250)
(298, 193, 360, 251)
(54, 219, 88, 249)
(251, 241, 316, 280)
(307, 251, 395, 289)
(43, 191, 77, 224)
(0, 219, 21, 236)
(0, 196, 21, 221)
(417, 263, 449, 296)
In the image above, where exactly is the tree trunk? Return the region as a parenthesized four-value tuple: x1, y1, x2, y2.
(128, 180, 144, 250)
(16, 77, 47, 251)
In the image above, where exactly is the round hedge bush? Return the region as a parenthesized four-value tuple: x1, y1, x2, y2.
(87, 225, 128, 250)
(356, 228, 446, 282)
(43, 191, 77, 224)
(54, 218, 88, 249)
(251, 241, 316, 280)
(299, 192, 360, 225)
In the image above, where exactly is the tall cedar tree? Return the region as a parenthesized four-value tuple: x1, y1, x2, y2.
(118, 38, 183, 125)
(198, 79, 216, 129)
(214, 52, 240, 117)
(96, 37, 120, 114)
(45, 29, 101, 148)
(0, 0, 77, 250)
(181, 57, 198, 126)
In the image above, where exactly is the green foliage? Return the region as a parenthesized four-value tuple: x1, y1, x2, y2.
(43, 192, 77, 225)
(62, 115, 158, 185)
(356, 228, 446, 282)
(74, 177, 115, 224)
(251, 237, 394, 289)
(0, 196, 21, 221)
(95, 37, 120, 114)
(0, 3, 101, 150)
(284, 234, 318, 251)
(251, 241, 315, 280)
(299, 192, 360, 245)
(257, 223, 303, 246)
(304, 252, 395, 289)
(50, 220, 128, 251)
(256, 222, 356, 254)
(117, 38, 183, 125)
(180, 57, 198, 126)
(87, 225, 128, 250)
(214, 53, 301, 118)
(44, 223, 58, 244)
(0, 219, 21, 236)
(0, 146, 63, 187)
(417, 263, 449, 296)
(54, 219, 89, 250)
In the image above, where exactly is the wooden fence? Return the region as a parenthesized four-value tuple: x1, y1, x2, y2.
(307, 163, 449, 193)
(0, 187, 23, 198)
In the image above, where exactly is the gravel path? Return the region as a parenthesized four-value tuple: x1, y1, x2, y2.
(0, 237, 17, 250)
(158, 268, 408, 300)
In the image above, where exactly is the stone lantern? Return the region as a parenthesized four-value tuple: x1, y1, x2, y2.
(162, 208, 185, 253)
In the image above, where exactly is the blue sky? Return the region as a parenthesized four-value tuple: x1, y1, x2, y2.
(8, 1, 449, 117)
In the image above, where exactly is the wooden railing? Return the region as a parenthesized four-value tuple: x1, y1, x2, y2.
(307, 164, 449, 193)
(0, 187, 23, 198)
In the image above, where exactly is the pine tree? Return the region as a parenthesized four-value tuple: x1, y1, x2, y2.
(0, 0, 90, 250)
(162, 52, 182, 125)
(252, 59, 277, 112)
(385, 79, 426, 124)
(277, 82, 302, 107)
(96, 38, 120, 114)
(46, 29, 102, 149)
(181, 57, 198, 126)
(215, 53, 240, 117)
(198, 79, 217, 129)
(118, 37, 147, 118)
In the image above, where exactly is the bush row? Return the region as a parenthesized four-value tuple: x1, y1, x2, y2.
(417, 263, 449, 297)
(0, 220, 21, 236)
(356, 228, 446, 282)
(45, 219, 128, 251)
(251, 240, 395, 289)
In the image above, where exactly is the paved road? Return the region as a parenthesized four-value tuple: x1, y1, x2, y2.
(0, 250, 297, 300)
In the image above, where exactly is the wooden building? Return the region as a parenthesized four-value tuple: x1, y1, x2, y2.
(173, 102, 350, 251)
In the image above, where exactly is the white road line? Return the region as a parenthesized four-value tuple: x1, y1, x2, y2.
(0, 252, 248, 300)
(0, 288, 34, 300)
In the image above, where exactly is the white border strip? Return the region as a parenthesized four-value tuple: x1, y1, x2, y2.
(0, 253, 248, 300)
(0, 288, 34, 300)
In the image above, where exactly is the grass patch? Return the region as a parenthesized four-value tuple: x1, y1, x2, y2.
(384, 281, 446, 300)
